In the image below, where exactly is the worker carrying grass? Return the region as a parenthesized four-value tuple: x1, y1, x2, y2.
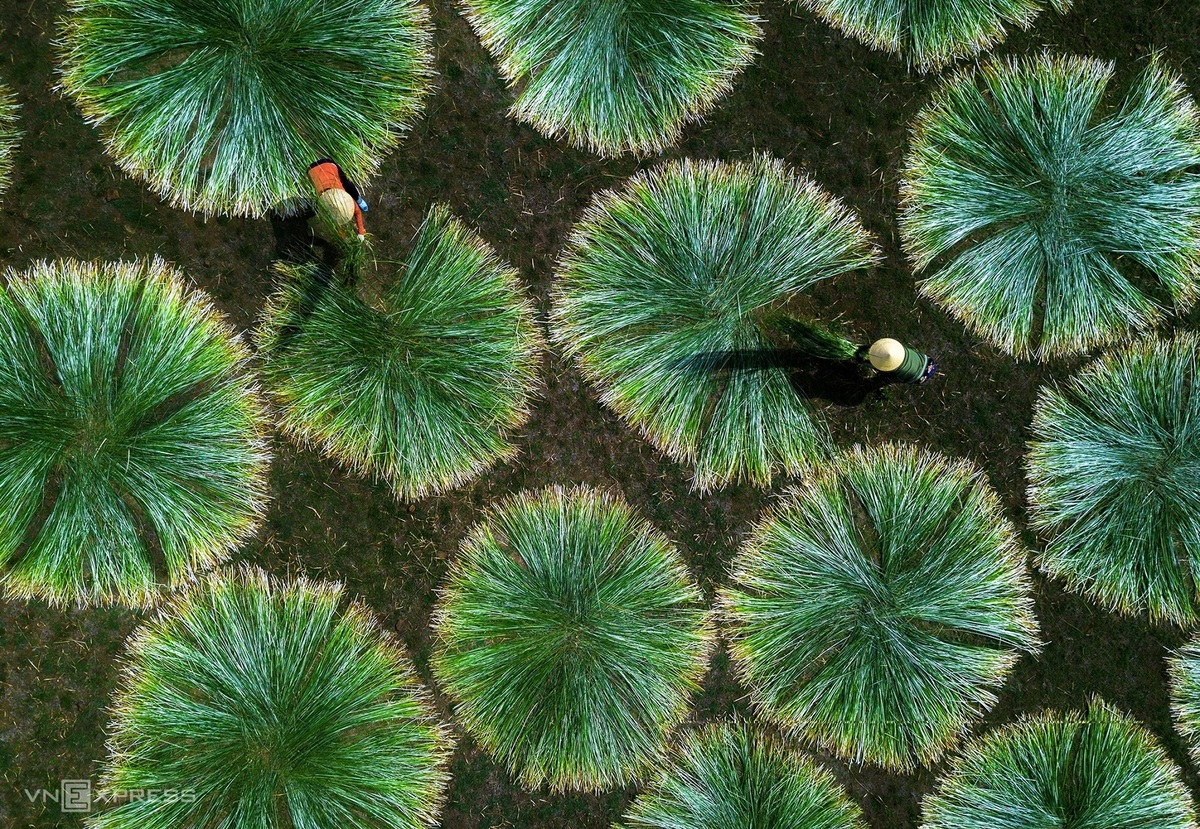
(769, 314, 937, 384)
(308, 159, 368, 240)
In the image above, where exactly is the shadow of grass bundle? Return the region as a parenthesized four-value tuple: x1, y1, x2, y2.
(59, 0, 433, 216)
(552, 156, 879, 491)
(90, 568, 453, 829)
(0, 259, 269, 606)
(921, 700, 1195, 829)
(793, 0, 1069, 72)
(902, 54, 1200, 360)
(0, 80, 19, 202)
(1027, 331, 1200, 625)
(618, 722, 865, 829)
(257, 205, 541, 500)
(432, 486, 713, 792)
(721, 443, 1040, 771)
(460, 0, 761, 156)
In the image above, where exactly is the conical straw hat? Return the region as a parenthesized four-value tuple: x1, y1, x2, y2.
(318, 188, 356, 225)
(868, 338, 906, 371)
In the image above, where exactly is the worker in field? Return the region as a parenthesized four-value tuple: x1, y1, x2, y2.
(859, 338, 937, 384)
(307, 158, 367, 241)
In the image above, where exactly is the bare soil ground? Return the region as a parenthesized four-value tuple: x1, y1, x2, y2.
(2, 0, 1200, 826)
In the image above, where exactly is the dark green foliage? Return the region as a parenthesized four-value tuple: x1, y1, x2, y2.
(257, 205, 541, 500)
(0, 259, 268, 606)
(552, 156, 879, 491)
(432, 486, 713, 791)
(794, 0, 1068, 72)
(902, 54, 1200, 359)
(921, 700, 1196, 829)
(461, 0, 761, 156)
(618, 722, 865, 829)
(722, 443, 1040, 770)
(89, 568, 453, 829)
(60, 0, 433, 215)
(1028, 332, 1200, 624)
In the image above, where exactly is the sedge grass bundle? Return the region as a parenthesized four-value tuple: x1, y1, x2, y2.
(257, 205, 541, 500)
(1169, 635, 1200, 767)
(432, 486, 713, 792)
(763, 313, 861, 361)
(553, 156, 879, 491)
(59, 0, 433, 216)
(618, 722, 865, 829)
(921, 700, 1195, 829)
(1027, 331, 1200, 624)
(460, 0, 762, 156)
(89, 568, 453, 829)
(722, 443, 1040, 771)
(794, 0, 1069, 72)
(902, 54, 1200, 360)
(0, 259, 268, 606)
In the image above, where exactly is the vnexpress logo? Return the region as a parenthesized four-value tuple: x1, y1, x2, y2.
(24, 779, 197, 813)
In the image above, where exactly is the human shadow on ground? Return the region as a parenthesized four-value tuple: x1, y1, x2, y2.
(681, 349, 894, 406)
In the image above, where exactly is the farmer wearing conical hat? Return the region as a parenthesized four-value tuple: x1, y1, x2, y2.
(307, 158, 367, 240)
(859, 338, 937, 384)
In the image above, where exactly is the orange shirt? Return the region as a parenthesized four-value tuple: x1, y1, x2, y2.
(308, 162, 365, 236)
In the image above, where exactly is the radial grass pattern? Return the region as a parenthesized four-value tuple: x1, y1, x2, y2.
(1028, 331, 1200, 625)
(89, 568, 453, 829)
(618, 722, 866, 829)
(0, 80, 19, 202)
(794, 0, 1068, 72)
(921, 700, 1196, 829)
(0, 259, 268, 606)
(460, 0, 762, 156)
(553, 156, 879, 491)
(59, 0, 433, 216)
(257, 205, 541, 501)
(902, 54, 1200, 359)
(432, 486, 713, 792)
(722, 443, 1040, 771)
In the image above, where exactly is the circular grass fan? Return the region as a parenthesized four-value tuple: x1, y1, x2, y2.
(0, 259, 268, 606)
